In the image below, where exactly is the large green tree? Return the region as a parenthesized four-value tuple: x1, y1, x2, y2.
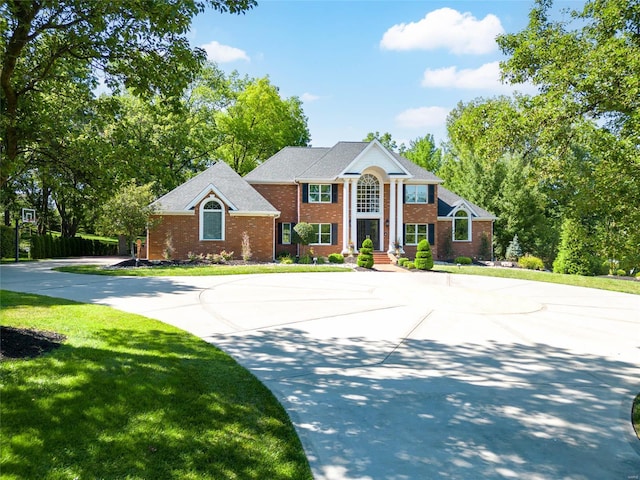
(215, 76, 310, 175)
(0, 0, 255, 187)
(403, 134, 442, 173)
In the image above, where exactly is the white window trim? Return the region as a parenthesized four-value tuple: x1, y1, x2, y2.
(199, 195, 225, 241)
(309, 184, 332, 203)
(453, 209, 472, 242)
(310, 223, 332, 245)
(404, 185, 429, 204)
(282, 222, 292, 245)
(404, 223, 428, 245)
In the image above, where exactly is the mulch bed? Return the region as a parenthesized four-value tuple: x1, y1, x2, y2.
(0, 326, 66, 360)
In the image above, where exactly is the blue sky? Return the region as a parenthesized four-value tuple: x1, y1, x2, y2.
(189, 1, 550, 148)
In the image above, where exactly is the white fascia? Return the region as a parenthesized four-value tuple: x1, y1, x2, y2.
(185, 184, 237, 211)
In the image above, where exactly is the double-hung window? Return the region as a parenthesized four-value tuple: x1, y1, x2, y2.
(311, 223, 332, 245)
(405, 223, 435, 245)
(404, 185, 433, 204)
(309, 184, 332, 203)
(281, 223, 292, 244)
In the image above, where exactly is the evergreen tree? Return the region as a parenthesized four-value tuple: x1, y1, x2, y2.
(357, 238, 374, 269)
(414, 239, 434, 270)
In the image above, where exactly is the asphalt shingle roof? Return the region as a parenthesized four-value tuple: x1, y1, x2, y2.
(246, 141, 442, 182)
(152, 161, 278, 214)
(437, 186, 495, 218)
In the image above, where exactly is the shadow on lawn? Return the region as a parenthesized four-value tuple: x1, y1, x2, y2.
(210, 328, 640, 480)
(1, 328, 311, 480)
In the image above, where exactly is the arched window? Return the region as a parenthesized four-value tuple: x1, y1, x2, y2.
(200, 198, 224, 240)
(453, 209, 470, 241)
(357, 174, 380, 213)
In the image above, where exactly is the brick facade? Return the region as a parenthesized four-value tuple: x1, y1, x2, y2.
(437, 220, 492, 261)
(147, 199, 275, 261)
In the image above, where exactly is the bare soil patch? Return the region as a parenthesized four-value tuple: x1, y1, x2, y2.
(0, 326, 66, 360)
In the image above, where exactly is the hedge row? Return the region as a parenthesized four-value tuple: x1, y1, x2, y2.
(0, 225, 15, 258)
(30, 235, 117, 259)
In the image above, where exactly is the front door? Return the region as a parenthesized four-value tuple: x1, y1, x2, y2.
(357, 219, 380, 250)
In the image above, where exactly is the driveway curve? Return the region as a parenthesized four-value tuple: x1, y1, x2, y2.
(2, 258, 639, 479)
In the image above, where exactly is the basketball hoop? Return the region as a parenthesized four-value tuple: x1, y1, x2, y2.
(21, 208, 36, 225)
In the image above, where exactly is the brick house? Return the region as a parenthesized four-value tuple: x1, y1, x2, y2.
(147, 140, 495, 262)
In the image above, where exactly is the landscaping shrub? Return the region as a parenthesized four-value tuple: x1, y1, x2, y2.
(278, 253, 294, 264)
(518, 255, 545, 270)
(454, 256, 472, 265)
(414, 239, 434, 271)
(357, 238, 374, 269)
(1, 225, 15, 258)
(30, 234, 117, 259)
(298, 253, 313, 264)
(505, 234, 523, 261)
(553, 218, 600, 276)
(328, 253, 344, 264)
(616, 269, 627, 276)
(405, 261, 415, 269)
(397, 257, 409, 267)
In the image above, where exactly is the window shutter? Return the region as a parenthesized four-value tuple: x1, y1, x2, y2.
(332, 184, 338, 203)
(302, 184, 308, 203)
(277, 223, 283, 244)
(403, 184, 407, 204)
(331, 223, 338, 245)
(428, 223, 435, 245)
(403, 224, 406, 244)
(428, 185, 435, 204)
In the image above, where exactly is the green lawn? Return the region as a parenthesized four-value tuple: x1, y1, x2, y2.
(0, 290, 312, 480)
(55, 263, 351, 276)
(432, 264, 640, 296)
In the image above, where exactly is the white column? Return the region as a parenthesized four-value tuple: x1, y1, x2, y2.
(388, 180, 396, 253)
(396, 180, 404, 253)
(350, 178, 358, 252)
(342, 181, 349, 253)
(378, 177, 384, 251)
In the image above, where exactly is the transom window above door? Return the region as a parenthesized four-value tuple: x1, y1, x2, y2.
(357, 174, 380, 213)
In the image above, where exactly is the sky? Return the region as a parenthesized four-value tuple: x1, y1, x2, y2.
(188, 0, 554, 148)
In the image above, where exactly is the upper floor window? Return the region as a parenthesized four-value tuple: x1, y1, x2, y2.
(357, 174, 380, 213)
(404, 185, 433, 204)
(453, 210, 470, 241)
(309, 184, 332, 203)
(200, 198, 224, 240)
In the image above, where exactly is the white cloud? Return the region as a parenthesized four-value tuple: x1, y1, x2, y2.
(421, 61, 538, 94)
(201, 40, 249, 63)
(301, 92, 320, 103)
(422, 61, 502, 89)
(380, 8, 504, 55)
(395, 106, 450, 129)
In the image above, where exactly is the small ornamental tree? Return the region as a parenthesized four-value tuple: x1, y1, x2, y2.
(414, 239, 434, 270)
(98, 181, 157, 257)
(293, 222, 315, 257)
(357, 238, 374, 268)
(505, 234, 522, 261)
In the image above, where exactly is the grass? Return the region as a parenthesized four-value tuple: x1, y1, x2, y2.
(0, 290, 312, 480)
(432, 264, 640, 296)
(55, 263, 351, 276)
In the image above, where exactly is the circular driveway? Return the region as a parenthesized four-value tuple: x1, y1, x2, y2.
(2, 259, 639, 479)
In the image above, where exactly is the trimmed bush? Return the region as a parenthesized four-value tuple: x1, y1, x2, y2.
(397, 257, 409, 267)
(1, 225, 15, 258)
(454, 256, 472, 265)
(328, 253, 344, 264)
(414, 239, 434, 270)
(298, 254, 313, 264)
(357, 238, 374, 269)
(616, 269, 627, 276)
(518, 255, 545, 270)
(405, 261, 415, 269)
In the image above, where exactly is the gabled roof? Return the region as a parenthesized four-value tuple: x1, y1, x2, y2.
(245, 141, 442, 183)
(437, 186, 495, 219)
(151, 161, 279, 215)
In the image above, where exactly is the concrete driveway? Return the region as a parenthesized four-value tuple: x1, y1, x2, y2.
(2, 258, 639, 479)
